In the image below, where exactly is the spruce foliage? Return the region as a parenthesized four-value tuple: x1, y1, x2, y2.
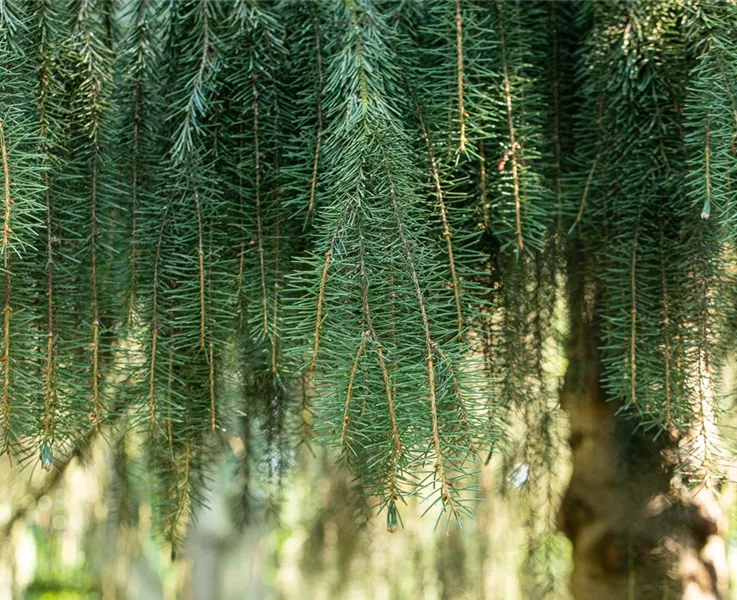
(0, 0, 734, 555)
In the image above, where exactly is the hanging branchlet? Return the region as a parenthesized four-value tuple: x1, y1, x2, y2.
(407, 85, 464, 341)
(497, 1, 524, 253)
(0, 122, 13, 442)
(678, 0, 737, 478)
(169, 0, 219, 163)
(454, 0, 466, 155)
(307, 2, 324, 216)
(116, 0, 167, 321)
(629, 210, 641, 409)
(66, 0, 116, 432)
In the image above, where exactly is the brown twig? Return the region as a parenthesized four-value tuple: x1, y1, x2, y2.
(408, 86, 464, 341)
(630, 209, 641, 407)
(193, 187, 206, 352)
(455, 0, 467, 154)
(308, 2, 324, 214)
(0, 122, 11, 438)
(497, 1, 524, 253)
(339, 334, 367, 455)
(381, 148, 459, 519)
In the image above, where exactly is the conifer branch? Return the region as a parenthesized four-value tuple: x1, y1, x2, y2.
(252, 71, 268, 335)
(497, 0, 524, 253)
(167, 349, 174, 447)
(172, 0, 215, 160)
(37, 8, 55, 449)
(630, 210, 641, 408)
(571, 158, 598, 233)
(703, 120, 711, 219)
(270, 239, 279, 375)
(436, 347, 477, 458)
(0, 122, 11, 441)
(0, 0, 727, 541)
(90, 147, 101, 432)
(339, 333, 367, 455)
(208, 340, 215, 432)
(549, 2, 563, 230)
(309, 212, 349, 372)
(381, 149, 458, 520)
(356, 213, 402, 499)
(129, 86, 140, 319)
(455, 0, 466, 154)
(479, 140, 489, 229)
(149, 205, 171, 432)
(72, 0, 110, 434)
(659, 217, 673, 430)
(236, 160, 245, 311)
(409, 86, 463, 341)
(193, 185, 206, 351)
(310, 249, 331, 372)
(170, 442, 192, 547)
(308, 2, 323, 215)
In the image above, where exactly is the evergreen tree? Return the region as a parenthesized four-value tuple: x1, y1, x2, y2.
(0, 0, 733, 596)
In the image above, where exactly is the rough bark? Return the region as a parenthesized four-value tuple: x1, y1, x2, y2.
(557, 309, 729, 599)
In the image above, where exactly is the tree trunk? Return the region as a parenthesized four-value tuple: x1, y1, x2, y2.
(557, 313, 730, 599)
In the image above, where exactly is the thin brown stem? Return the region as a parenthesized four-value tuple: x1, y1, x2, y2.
(479, 140, 489, 228)
(129, 87, 140, 320)
(0, 122, 11, 438)
(497, 0, 524, 252)
(408, 86, 463, 341)
(630, 210, 641, 407)
(437, 347, 477, 457)
(309, 211, 349, 372)
(572, 158, 598, 232)
(193, 186, 206, 351)
(252, 72, 268, 334)
(703, 121, 711, 218)
(172, 442, 192, 544)
(271, 224, 279, 374)
(658, 217, 672, 429)
(455, 0, 467, 154)
(550, 2, 563, 232)
(236, 124, 245, 313)
(311, 250, 332, 371)
(149, 206, 170, 431)
(209, 341, 216, 432)
(38, 31, 55, 446)
(308, 2, 324, 215)
(167, 348, 174, 447)
(339, 333, 367, 455)
(356, 212, 402, 496)
(258, 23, 285, 364)
(381, 148, 458, 518)
(91, 144, 101, 432)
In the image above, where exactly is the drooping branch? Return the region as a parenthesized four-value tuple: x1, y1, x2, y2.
(307, 1, 323, 215)
(408, 86, 464, 341)
(454, 0, 467, 154)
(339, 333, 367, 455)
(496, 0, 524, 253)
(149, 205, 171, 432)
(356, 213, 403, 497)
(193, 186, 206, 351)
(0, 122, 11, 442)
(630, 210, 641, 408)
(252, 71, 268, 335)
(381, 148, 459, 521)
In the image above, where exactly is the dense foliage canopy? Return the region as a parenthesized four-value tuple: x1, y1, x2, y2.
(0, 0, 733, 549)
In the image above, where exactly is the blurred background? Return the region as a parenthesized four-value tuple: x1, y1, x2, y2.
(0, 406, 575, 600)
(6, 376, 737, 600)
